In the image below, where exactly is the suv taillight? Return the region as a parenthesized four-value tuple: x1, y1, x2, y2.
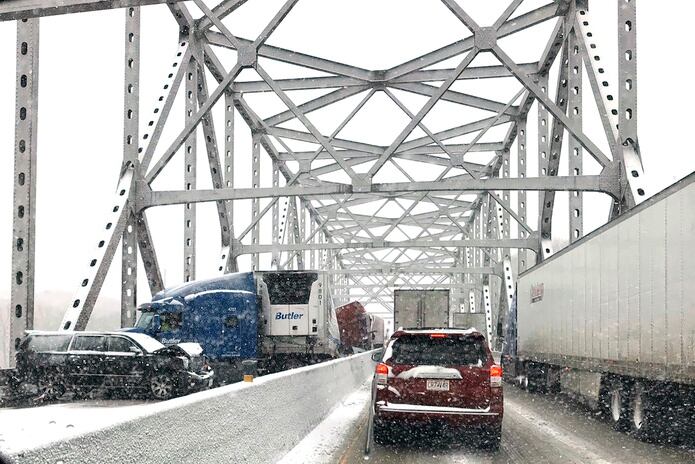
(375, 363, 389, 385)
(490, 364, 502, 387)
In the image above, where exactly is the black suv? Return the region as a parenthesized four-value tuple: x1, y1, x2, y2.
(15, 331, 214, 400)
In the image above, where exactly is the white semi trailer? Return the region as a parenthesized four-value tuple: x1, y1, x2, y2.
(506, 172, 695, 441)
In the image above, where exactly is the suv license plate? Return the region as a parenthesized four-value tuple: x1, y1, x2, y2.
(426, 380, 449, 391)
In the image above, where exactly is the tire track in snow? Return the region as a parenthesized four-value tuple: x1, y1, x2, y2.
(504, 397, 612, 464)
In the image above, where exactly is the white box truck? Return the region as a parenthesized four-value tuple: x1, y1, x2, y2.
(393, 289, 449, 329)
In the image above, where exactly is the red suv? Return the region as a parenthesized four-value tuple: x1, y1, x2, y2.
(370, 328, 503, 449)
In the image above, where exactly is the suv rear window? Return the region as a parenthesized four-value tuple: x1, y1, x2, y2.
(387, 335, 488, 366)
(25, 334, 72, 352)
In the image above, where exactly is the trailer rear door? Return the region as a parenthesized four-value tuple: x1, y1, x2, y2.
(423, 290, 449, 328)
(394, 291, 420, 329)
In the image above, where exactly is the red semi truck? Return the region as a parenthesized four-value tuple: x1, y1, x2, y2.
(336, 301, 369, 354)
(336, 302, 386, 353)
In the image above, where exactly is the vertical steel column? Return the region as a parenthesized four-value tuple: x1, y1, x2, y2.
(121, 212, 138, 327)
(568, 28, 584, 243)
(617, 0, 646, 204)
(517, 117, 528, 273)
(501, 255, 514, 345)
(473, 213, 480, 295)
(458, 247, 466, 311)
(482, 284, 493, 349)
(251, 132, 261, 270)
(299, 200, 306, 270)
(500, 150, 511, 243)
(183, 57, 197, 282)
(224, 93, 237, 272)
(121, 7, 140, 327)
(618, 0, 638, 152)
(499, 149, 510, 264)
(536, 75, 549, 262)
(483, 193, 498, 343)
(285, 197, 297, 270)
(271, 162, 280, 269)
(9, 18, 39, 367)
(309, 218, 316, 269)
(448, 272, 455, 327)
(465, 247, 471, 285)
(289, 198, 303, 270)
(481, 195, 491, 266)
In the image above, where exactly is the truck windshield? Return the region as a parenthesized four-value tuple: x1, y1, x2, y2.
(135, 311, 154, 329)
(386, 335, 488, 366)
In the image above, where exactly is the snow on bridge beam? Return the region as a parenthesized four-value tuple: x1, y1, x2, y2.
(325, 267, 497, 275)
(239, 238, 536, 255)
(229, 63, 538, 93)
(142, 175, 617, 209)
(0, 0, 177, 21)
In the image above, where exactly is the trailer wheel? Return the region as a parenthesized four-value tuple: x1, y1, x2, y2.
(525, 363, 545, 394)
(608, 379, 630, 432)
(520, 375, 529, 390)
(630, 382, 661, 441)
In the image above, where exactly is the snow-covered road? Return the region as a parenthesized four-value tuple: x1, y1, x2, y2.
(339, 386, 695, 464)
(4, 380, 695, 463)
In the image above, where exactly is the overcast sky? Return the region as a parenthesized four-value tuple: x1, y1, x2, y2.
(0, 0, 694, 331)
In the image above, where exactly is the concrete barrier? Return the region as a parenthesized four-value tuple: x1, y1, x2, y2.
(10, 352, 375, 464)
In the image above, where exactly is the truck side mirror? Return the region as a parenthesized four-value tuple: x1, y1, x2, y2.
(371, 348, 384, 362)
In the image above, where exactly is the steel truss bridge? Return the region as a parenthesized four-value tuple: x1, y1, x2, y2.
(4, 0, 646, 363)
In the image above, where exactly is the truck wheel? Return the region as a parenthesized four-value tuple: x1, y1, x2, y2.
(608, 379, 630, 432)
(37, 371, 66, 400)
(630, 382, 661, 441)
(525, 365, 544, 393)
(519, 375, 529, 390)
(149, 374, 176, 400)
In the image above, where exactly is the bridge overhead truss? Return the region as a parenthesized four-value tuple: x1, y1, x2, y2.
(5, 0, 646, 362)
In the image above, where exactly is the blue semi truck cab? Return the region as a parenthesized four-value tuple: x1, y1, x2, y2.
(125, 271, 340, 383)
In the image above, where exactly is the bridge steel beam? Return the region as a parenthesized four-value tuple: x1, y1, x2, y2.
(8, 18, 39, 367)
(143, 175, 617, 208)
(0, 0, 175, 20)
(568, 27, 584, 244)
(239, 238, 536, 255)
(0, 0, 646, 328)
(183, 55, 197, 283)
(121, 6, 140, 327)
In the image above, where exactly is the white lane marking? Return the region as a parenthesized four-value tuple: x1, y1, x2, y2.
(505, 398, 612, 464)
